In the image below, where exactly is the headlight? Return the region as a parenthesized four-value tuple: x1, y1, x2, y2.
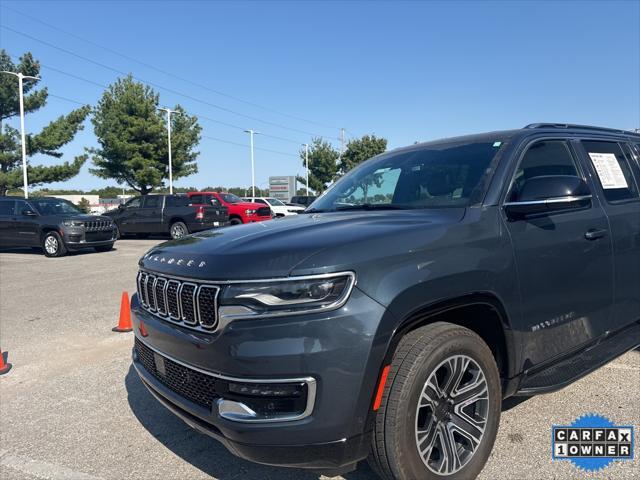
(63, 220, 84, 227)
(219, 272, 355, 320)
(245, 209, 256, 215)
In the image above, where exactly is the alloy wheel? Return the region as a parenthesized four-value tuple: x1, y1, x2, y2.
(171, 224, 186, 239)
(415, 354, 489, 475)
(44, 235, 59, 255)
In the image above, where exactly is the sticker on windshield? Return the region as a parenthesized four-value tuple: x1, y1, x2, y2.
(588, 152, 628, 189)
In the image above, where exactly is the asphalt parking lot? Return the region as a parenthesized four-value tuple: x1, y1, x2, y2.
(0, 239, 638, 480)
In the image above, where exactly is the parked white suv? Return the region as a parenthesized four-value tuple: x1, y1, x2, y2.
(242, 197, 304, 217)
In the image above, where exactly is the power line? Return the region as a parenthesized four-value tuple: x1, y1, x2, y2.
(8, 52, 315, 146)
(1, 24, 341, 140)
(1, 3, 340, 131)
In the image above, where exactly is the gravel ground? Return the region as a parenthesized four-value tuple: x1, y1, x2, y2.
(1, 239, 638, 479)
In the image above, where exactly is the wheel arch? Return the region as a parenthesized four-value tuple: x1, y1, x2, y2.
(384, 293, 517, 388)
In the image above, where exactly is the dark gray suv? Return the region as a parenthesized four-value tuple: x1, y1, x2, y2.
(0, 196, 116, 257)
(130, 124, 640, 480)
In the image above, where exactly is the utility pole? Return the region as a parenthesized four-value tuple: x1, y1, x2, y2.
(244, 129, 259, 197)
(303, 143, 309, 194)
(158, 107, 180, 194)
(339, 128, 345, 169)
(1, 71, 40, 198)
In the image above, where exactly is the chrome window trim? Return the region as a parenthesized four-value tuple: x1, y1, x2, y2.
(503, 194, 592, 207)
(135, 335, 317, 423)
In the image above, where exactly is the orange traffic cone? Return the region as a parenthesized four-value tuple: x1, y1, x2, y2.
(112, 291, 133, 332)
(0, 348, 12, 375)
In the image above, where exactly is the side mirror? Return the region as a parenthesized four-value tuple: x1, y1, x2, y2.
(117, 204, 125, 211)
(504, 175, 592, 218)
(22, 208, 37, 216)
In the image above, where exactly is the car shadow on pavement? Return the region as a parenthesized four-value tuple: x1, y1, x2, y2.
(124, 366, 376, 480)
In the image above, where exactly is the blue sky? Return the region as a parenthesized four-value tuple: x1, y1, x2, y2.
(1, 0, 639, 191)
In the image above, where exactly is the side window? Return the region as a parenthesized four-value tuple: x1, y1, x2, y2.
(582, 141, 639, 202)
(509, 140, 579, 201)
(14, 200, 30, 215)
(189, 194, 204, 204)
(124, 197, 142, 209)
(143, 196, 162, 208)
(208, 195, 221, 206)
(0, 200, 15, 215)
(255, 199, 267, 205)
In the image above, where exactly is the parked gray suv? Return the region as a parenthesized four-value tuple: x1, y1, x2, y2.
(130, 124, 640, 479)
(0, 196, 116, 257)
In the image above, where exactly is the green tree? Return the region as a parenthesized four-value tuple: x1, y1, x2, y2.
(0, 50, 90, 195)
(77, 197, 91, 213)
(296, 137, 339, 194)
(90, 75, 201, 195)
(338, 134, 387, 174)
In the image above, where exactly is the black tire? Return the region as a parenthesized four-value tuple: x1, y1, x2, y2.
(42, 231, 67, 258)
(170, 221, 189, 239)
(229, 217, 243, 226)
(369, 322, 501, 480)
(94, 244, 114, 253)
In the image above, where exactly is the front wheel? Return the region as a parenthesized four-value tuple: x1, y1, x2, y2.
(229, 217, 243, 226)
(42, 231, 67, 258)
(170, 221, 189, 239)
(369, 322, 501, 480)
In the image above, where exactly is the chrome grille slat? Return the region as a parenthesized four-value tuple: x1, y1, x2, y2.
(136, 272, 219, 332)
(180, 283, 198, 325)
(197, 285, 220, 330)
(155, 277, 167, 315)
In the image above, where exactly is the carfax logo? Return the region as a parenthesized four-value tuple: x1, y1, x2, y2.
(552, 414, 634, 472)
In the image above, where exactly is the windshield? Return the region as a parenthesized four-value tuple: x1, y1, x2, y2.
(266, 197, 285, 206)
(30, 198, 83, 215)
(220, 193, 242, 204)
(309, 140, 503, 212)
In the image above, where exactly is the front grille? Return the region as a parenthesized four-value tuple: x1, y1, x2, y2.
(137, 271, 220, 331)
(84, 220, 112, 231)
(257, 207, 271, 217)
(134, 338, 217, 409)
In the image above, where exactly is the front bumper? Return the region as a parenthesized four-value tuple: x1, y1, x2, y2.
(130, 288, 388, 469)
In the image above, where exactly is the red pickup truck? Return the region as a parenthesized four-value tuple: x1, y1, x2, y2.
(187, 192, 272, 225)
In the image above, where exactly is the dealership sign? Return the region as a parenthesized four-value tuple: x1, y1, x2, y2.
(269, 176, 297, 201)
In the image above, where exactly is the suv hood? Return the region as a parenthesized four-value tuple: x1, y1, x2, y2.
(139, 208, 465, 280)
(230, 201, 266, 210)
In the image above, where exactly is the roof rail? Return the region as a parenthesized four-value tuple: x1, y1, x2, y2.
(524, 123, 640, 136)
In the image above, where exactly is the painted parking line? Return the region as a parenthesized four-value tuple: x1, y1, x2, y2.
(0, 450, 103, 480)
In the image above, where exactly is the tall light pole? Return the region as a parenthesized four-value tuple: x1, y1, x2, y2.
(1, 71, 40, 198)
(158, 107, 180, 194)
(244, 129, 259, 197)
(302, 143, 309, 194)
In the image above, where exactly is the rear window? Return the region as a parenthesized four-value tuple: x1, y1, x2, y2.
(582, 141, 639, 202)
(0, 200, 15, 215)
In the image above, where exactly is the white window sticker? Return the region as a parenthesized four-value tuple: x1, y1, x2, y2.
(588, 153, 628, 189)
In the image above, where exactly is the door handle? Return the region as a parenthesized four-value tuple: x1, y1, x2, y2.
(584, 228, 607, 240)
